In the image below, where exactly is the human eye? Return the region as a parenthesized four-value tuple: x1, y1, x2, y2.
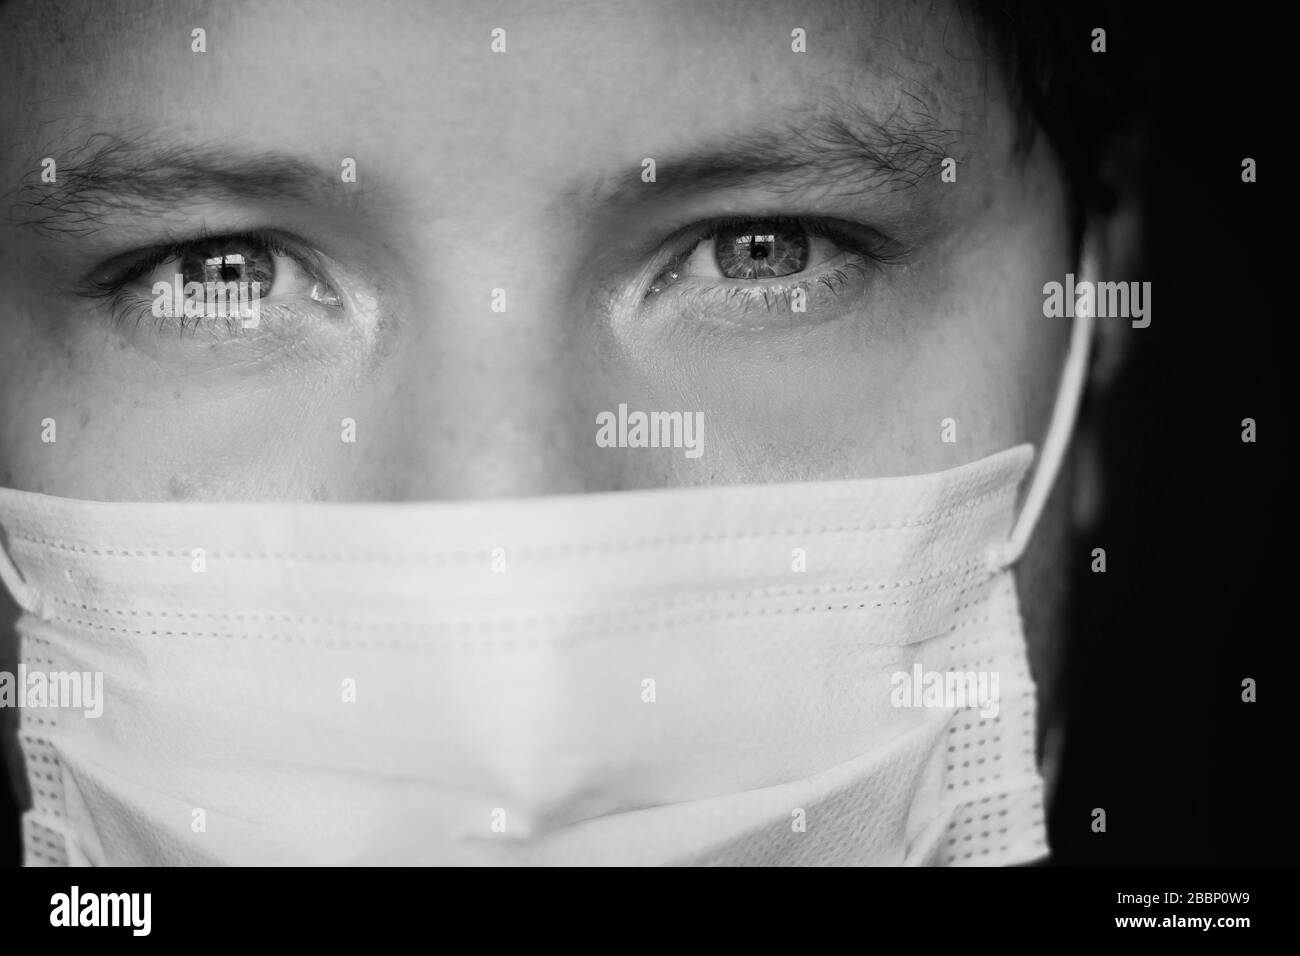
(641, 216, 905, 331)
(80, 229, 345, 338)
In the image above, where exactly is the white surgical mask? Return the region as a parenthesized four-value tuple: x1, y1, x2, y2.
(0, 304, 1094, 867)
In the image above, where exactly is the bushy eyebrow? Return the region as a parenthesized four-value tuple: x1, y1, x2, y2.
(581, 95, 961, 206)
(647, 121, 953, 196)
(8, 130, 351, 239)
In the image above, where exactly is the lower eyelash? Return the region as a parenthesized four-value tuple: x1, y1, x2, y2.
(666, 259, 869, 315)
(104, 291, 297, 337)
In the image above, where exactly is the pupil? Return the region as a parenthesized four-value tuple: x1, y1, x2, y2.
(188, 249, 256, 286)
(714, 224, 808, 280)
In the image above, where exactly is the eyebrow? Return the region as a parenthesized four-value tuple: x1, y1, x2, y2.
(10, 103, 959, 239)
(583, 100, 960, 206)
(8, 130, 352, 239)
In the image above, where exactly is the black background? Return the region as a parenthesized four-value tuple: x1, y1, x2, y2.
(1044, 10, 1289, 865)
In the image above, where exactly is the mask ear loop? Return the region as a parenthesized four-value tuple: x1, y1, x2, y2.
(986, 259, 1098, 573)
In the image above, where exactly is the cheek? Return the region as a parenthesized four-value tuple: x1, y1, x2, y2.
(880, 150, 1075, 474)
(920, 241, 1074, 464)
(0, 298, 390, 501)
(0, 298, 95, 495)
(619, 241, 1074, 486)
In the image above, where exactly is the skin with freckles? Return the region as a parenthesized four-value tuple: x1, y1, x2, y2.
(0, 0, 1108, 781)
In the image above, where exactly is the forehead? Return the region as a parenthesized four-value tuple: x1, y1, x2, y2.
(1, 1, 1007, 194)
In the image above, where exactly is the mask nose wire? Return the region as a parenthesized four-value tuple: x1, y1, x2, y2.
(986, 281, 1097, 574)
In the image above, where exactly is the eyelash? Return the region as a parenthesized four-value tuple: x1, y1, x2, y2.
(668, 262, 871, 310)
(81, 229, 326, 333)
(645, 215, 903, 313)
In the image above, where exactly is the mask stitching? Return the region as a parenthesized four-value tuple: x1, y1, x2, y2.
(26, 569, 1006, 639)
(25, 600, 1022, 651)
(34, 550, 996, 624)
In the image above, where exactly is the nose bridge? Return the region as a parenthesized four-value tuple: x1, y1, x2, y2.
(382, 218, 623, 500)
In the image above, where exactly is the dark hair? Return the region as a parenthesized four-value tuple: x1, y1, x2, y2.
(964, 1, 1152, 243)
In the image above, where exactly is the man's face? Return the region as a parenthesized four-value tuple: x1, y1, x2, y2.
(0, 0, 1072, 503)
